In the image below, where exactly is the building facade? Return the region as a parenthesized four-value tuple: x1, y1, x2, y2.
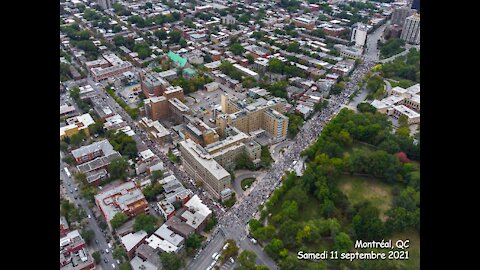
(400, 14, 420, 44)
(391, 7, 415, 26)
(179, 139, 231, 200)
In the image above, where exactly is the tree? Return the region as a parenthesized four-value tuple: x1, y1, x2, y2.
(235, 152, 255, 170)
(222, 239, 239, 259)
(81, 229, 94, 244)
(260, 146, 273, 168)
(398, 114, 409, 129)
(205, 213, 217, 232)
(334, 232, 353, 253)
(113, 246, 127, 260)
(151, 170, 163, 181)
(60, 141, 69, 152)
(70, 132, 86, 147)
(264, 238, 286, 261)
(357, 102, 377, 113)
(352, 203, 385, 240)
(133, 213, 158, 234)
(109, 157, 129, 180)
(246, 54, 255, 64)
(267, 58, 284, 74)
(186, 234, 202, 251)
(119, 262, 132, 270)
(92, 251, 101, 264)
(168, 30, 182, 44)
(237, 250, 257, 270)
(110, 212, 128, 230)
(154, 29, 168, 40)
(159, 252, 182, 270)
(230, 43, 246, 55)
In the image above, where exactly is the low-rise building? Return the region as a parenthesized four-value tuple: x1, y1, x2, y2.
(60, 113, 95, 139)
(60, 230, 95, 270)
(121, 230, 148, 259)
(94, 181, 149, 230)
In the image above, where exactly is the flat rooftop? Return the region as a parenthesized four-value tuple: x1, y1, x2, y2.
(71, 139, 116, 159)
(180, 139, 230, 180)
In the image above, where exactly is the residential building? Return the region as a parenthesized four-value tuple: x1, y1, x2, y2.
(401, 13, 420, 44)
(184, 117, 220, 147)
(154, 224, 185, 249)
(180, 195, 212, 233)
(130, 256, 160, 270)
(158, 69, 178, 81)
(98, 0, 116, 10)
(339, 45, 363, 59)
(179, 139, 231, 200)
(94, 181, 149, 230)
(60, 113, 95, 139)
(222, 14, 236, 25)
(233, 64, 259, 80)
(121, 230, 148, 259)
(292, 17, 315, 30)
(144, 88, 190, 123)
(140, 70, 171, 98)
(218, 94, 288, 139)
(139, 117, 171, 144)
(165, 216, 195, 238)
(90, 53, 133, 82)
(351, 23, 368, 47)
(60, 230, 95, 270)
(204, 81, 220, 92)
(263, 108, 289, 139)
(391, 7, 415, 27)
(71, 139, 118, 164)
(60, 104, 76, 116)
(393, 105, 420, 124)
(133, 244, 162, 270)
(204, 126, 249, 171)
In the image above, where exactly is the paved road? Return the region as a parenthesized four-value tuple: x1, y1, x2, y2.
(60, 153, 116, 270)
(363, 22, 388, 63)
(187, 229, 225, 270)
(269, 140, 293, 162)
(232, 170, 265, 197)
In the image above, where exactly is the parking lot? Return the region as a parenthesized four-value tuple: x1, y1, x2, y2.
(118, 83, 141, 107)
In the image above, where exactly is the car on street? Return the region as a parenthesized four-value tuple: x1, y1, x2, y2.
(104, 258, 108, 263)
(95, 239, 99, 244)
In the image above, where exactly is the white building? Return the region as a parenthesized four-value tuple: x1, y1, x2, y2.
(401, 13, 420, 44)
(351, 23, 368, 47)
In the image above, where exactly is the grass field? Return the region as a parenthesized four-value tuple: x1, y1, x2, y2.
(337, 175, 393, 221)
(241, 178, 256, 191)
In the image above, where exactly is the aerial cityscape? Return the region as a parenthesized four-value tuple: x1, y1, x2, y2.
(60, 0, 420, 270)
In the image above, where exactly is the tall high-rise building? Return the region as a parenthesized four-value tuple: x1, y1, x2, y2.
(400, 14, 420, 45)
(98, 0, 116, 10)
(351, 23, 368, 47)
(391, 7, 415, 27)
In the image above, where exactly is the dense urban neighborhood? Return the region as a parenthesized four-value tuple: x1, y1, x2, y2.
(60, 0, 420, 270)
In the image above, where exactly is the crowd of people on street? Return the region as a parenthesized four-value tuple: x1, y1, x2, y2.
(217, 60, 376, 232)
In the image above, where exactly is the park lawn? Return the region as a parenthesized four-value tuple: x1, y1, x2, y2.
(337, 175, 393, 221)
(241, 178, 256, 191)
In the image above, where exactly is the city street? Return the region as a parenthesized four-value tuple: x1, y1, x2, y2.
(60, 153, 116, 270)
